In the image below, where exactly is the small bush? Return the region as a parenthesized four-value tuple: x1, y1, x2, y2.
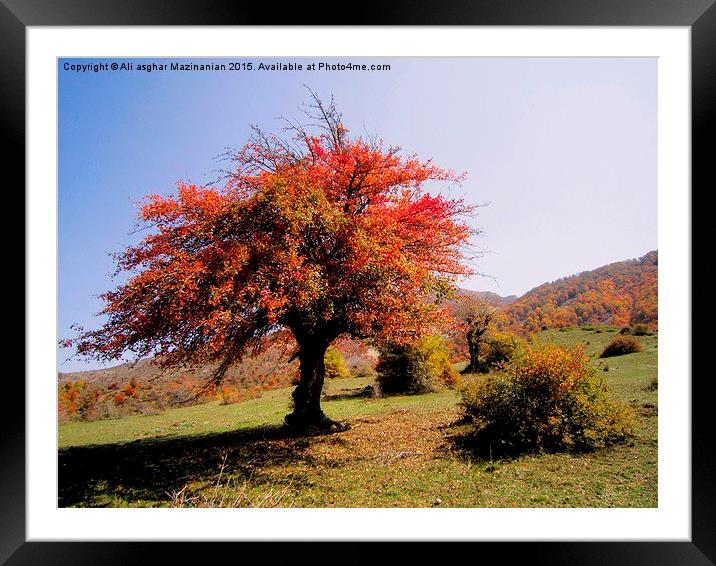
(324, 346, 350, 379)
(376, 335, 457, 395)
(482, 331, 524, 370)
(217, 386, 233, 405)
(421, 335, 460, 388)
(376, 344, 433, 395)
(460, 343, 635, 454)
(632, 324, 652, 336)
(600, 335, 643, 358)
(216, 385, 260, 405)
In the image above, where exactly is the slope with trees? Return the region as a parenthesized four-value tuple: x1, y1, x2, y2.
(502, 251, 657, 333)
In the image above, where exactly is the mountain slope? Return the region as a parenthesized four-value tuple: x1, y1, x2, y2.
(58, 337, 377, 422)
(451, 289, 518, 307)
(502, 251, 657, 333)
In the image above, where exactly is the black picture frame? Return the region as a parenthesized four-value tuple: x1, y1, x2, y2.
(7, 1, 713, 563)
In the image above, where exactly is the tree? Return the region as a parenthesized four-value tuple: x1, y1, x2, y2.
(67, 91, 475, 431)
(458, 298, 497, 374)
(324, 346, 350, 380)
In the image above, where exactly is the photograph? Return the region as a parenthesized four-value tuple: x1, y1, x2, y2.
(56, 55, 659, 510)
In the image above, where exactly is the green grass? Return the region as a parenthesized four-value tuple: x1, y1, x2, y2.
(58, 378, 454, 449)
(536, 326, 658, 406)
(58, 326, 657, 508)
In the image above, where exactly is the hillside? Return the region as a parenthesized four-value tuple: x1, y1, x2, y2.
(502, 251, 657, 333)
(451, 289, 518, 307)
(58, 338, 377, 422)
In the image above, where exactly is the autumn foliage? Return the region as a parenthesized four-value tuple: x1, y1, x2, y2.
(460, 344, 635, 454)
(67, 92, 474, 429)
(324, 347, 350, 380)
(502, 251, 657, 333)
(599, 335, 644, 358)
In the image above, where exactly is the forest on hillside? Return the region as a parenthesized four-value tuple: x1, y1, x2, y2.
(502, 251, 657, 333)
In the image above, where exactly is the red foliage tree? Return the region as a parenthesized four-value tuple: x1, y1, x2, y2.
(69, 92, 475, 430)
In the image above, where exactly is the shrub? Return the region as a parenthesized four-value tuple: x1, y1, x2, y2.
(376, 335, 457, 395)
(324, 346, 350, 379)
(460, 343, 636, 454)
(482, 331, 524, 370)
(632, 323, 652, 336)
(217, 385, 239, 405)
(600, 335, 643, 358)
(376, 343, 432, 395)
(421, 335, 460, 388)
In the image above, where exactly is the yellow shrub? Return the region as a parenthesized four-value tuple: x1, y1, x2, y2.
(324, 346, 350, 379)
(460, 343, 636, 454)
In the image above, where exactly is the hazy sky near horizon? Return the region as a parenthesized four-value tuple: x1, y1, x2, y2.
(58, 57, 657, 371)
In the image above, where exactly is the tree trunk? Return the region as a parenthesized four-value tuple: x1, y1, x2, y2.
(284, 336, 349, 432)
(462, 327, 486, 374)
(462, 338, 480, 373)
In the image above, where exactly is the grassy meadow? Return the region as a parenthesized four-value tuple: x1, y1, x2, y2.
(58, 326, 657, 508)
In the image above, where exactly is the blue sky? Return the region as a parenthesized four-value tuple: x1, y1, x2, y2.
(58, 57, 657, 371)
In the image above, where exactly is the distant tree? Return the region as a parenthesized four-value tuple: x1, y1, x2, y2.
(458, 299, 497, 374)
(481, 329, 523, 370)
(66, 91, 475, 431)
(324, 346, 350, 379)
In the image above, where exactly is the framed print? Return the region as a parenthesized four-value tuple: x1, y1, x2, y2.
(8, 0, 714, 563)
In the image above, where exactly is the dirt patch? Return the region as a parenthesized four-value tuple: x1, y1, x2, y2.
(306, 408, 461, 466)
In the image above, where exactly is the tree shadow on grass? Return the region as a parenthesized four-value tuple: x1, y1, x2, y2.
(439, 419, 531, 463)
(321, 385, 375, 402)
(58, 424, 324, 507)
(442, 419, 619, 465)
